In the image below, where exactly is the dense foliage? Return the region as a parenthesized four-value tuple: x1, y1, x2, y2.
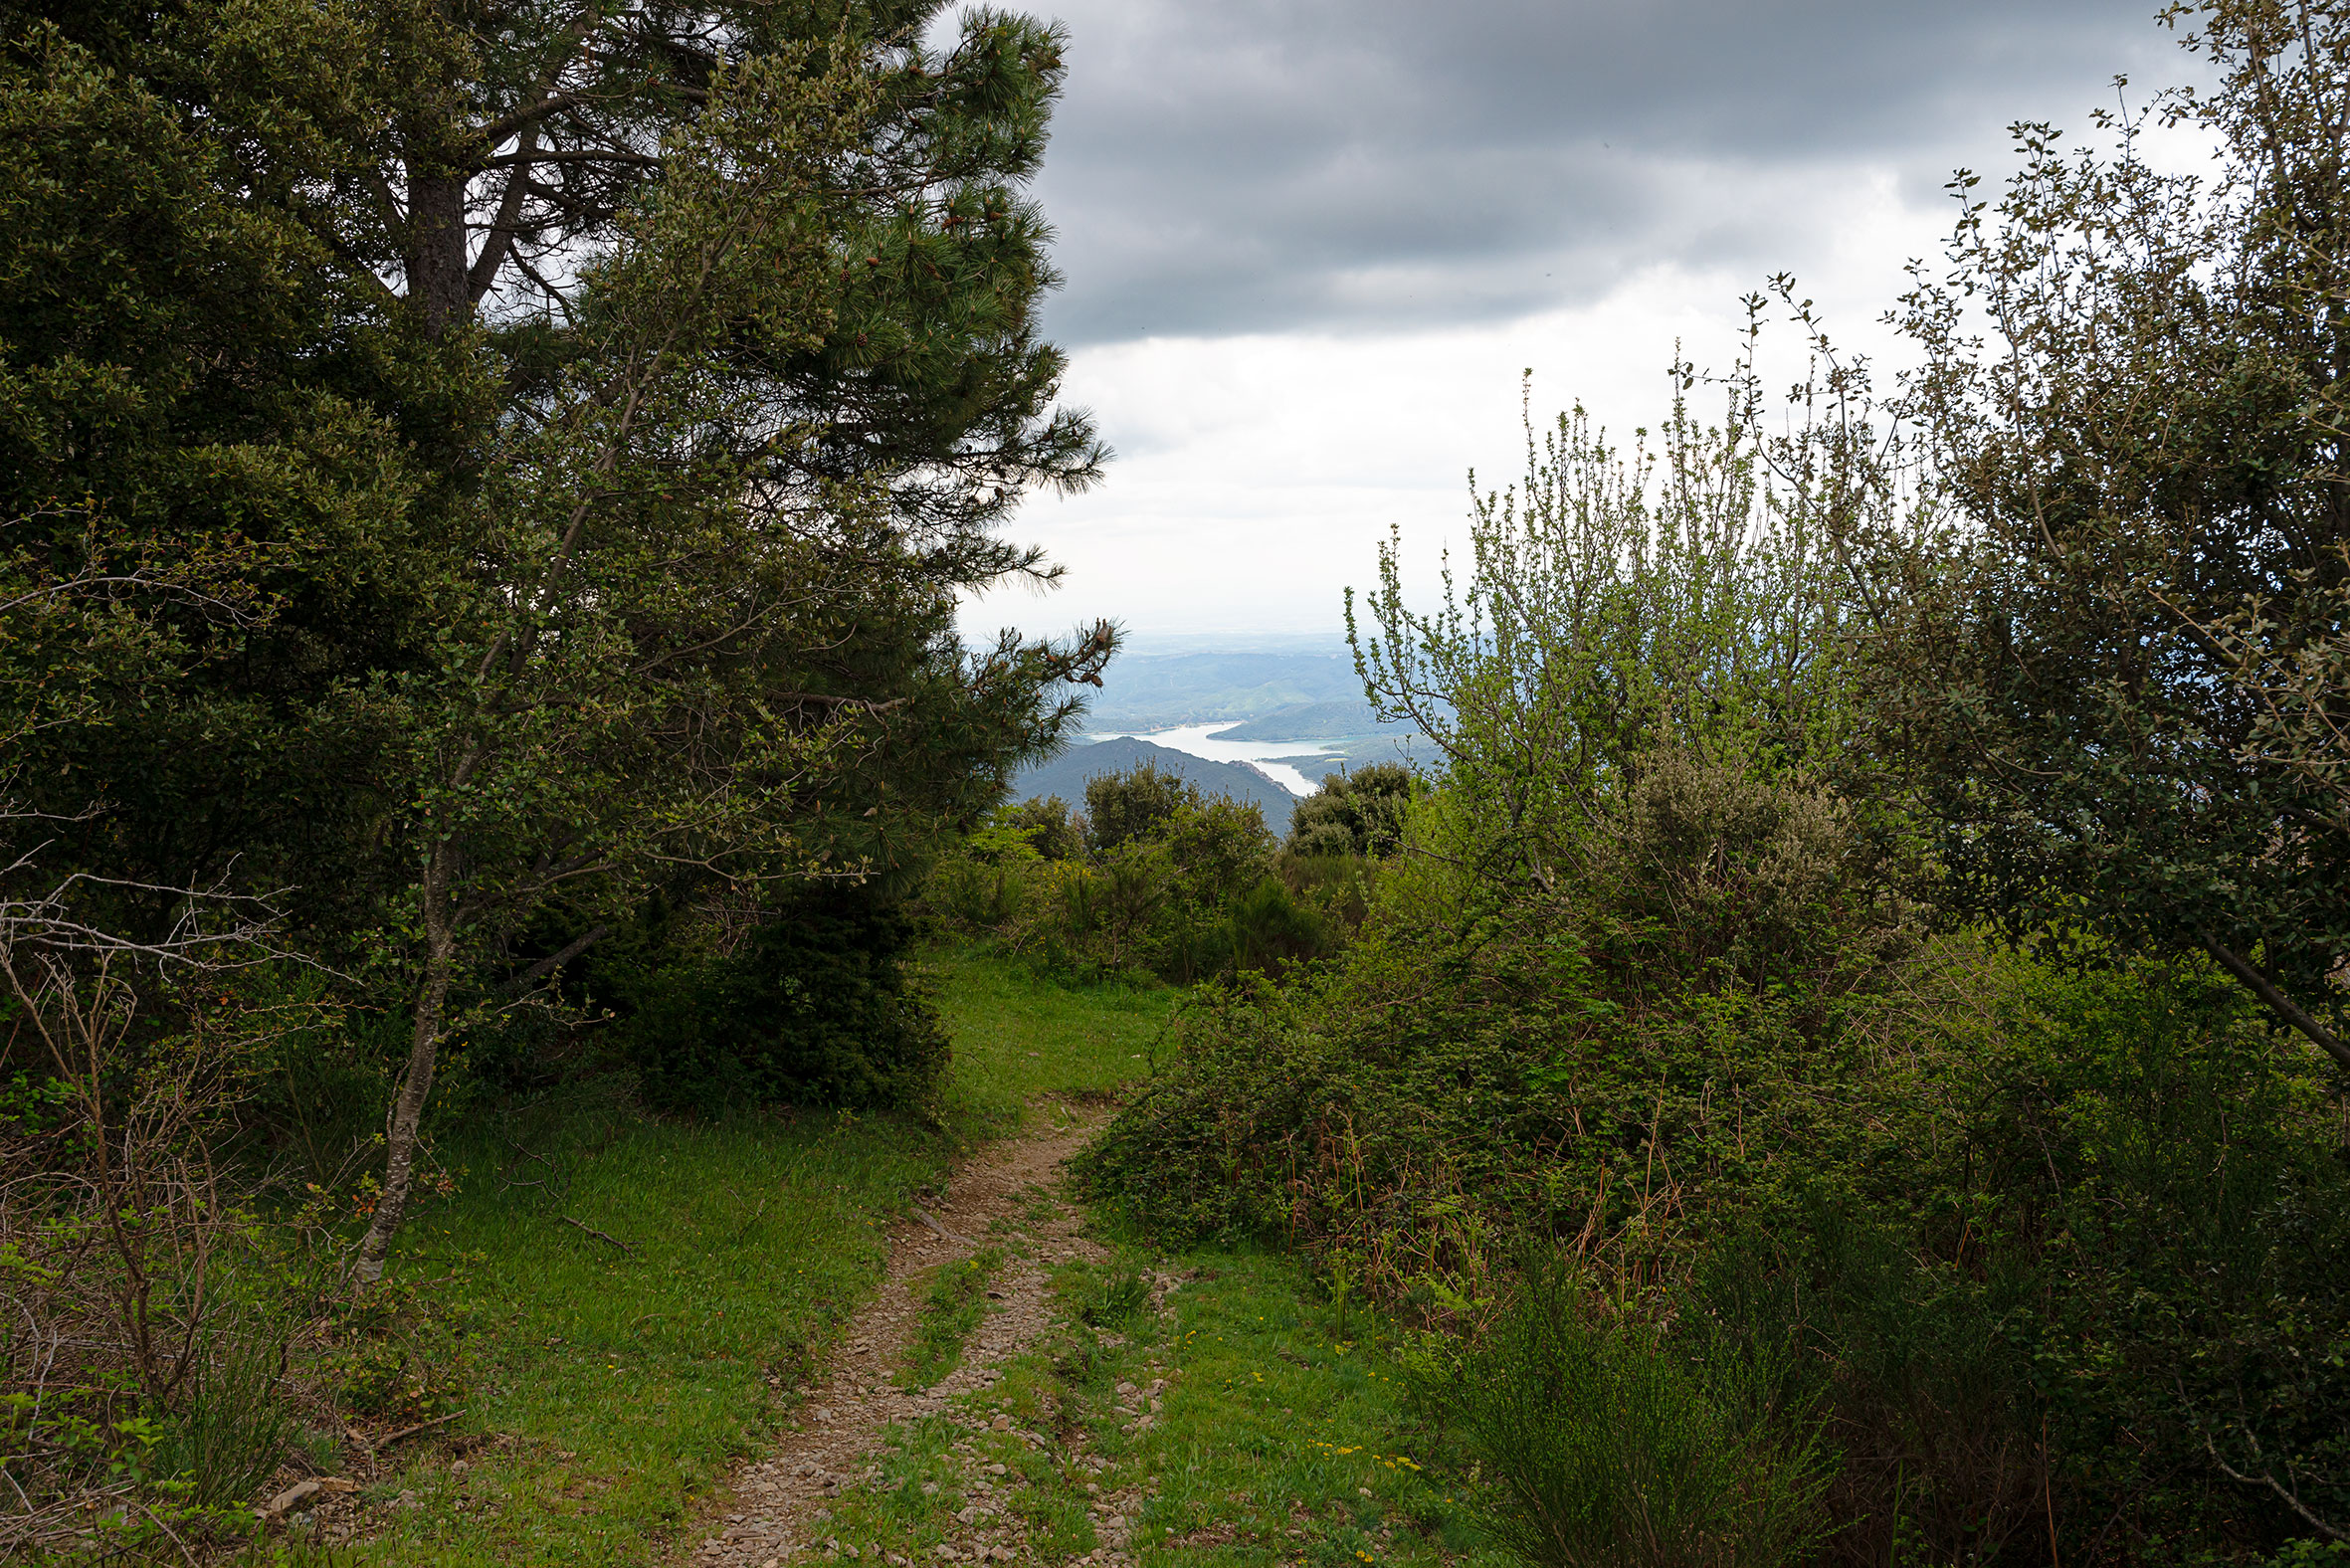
(1079, 29, 2350, 1548)
(0, 0, 1105, 1549)
(620, 887, 951, 1117)
(1859, 0, 2350, 1069)
(1287, 761, 1417, 858)
(923, 763, 1349, 985)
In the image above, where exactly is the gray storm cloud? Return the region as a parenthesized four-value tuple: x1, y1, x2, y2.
(1024, 0, 2184, 343)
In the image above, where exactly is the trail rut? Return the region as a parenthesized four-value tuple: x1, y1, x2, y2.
(682, 1100, 1118, 1567)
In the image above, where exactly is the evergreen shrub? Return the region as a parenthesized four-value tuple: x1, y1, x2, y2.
(620, 888, 950, 1116)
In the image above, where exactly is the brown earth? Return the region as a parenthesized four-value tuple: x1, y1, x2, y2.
(679, 1097, 1142, 1568)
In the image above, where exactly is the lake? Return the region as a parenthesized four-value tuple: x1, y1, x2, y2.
(1084, 723, 1329, 795)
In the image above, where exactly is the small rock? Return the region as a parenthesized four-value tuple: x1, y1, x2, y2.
(259, 1477, 352, 1523)
(985, 1464, 1007, 1476)
(990, 1415, 1012, 1431)
(451, 1460, 470, 1477)
(1114, 1382, 1136, 1395)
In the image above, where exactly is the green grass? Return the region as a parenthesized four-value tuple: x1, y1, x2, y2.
(805, 1238, 1504, 1568)
(257, 948, 1485, 1566)
(309, 1088, 938, 1565)
(920, 944, 1175, 1130)
(902, 1248, 1008, 1389)
(1054, 1246, 1486, 1568)
(259, 942, 1179, 1566)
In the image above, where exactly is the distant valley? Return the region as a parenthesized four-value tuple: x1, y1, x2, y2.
(1008, 646, 1425, 820)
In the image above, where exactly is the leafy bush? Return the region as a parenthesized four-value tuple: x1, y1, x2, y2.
(1287, 761, 1416, 858)
(924, 769, 1350, 984)
(1683, 1206, 2045, 1567)
(1084, 904, 2350, 1561)
(1415, 1258, 1830, 1568)
(1000, 795, 1082, 860)
(1085, 763, 1194, 853)
(1078, 756, 1920, 1272)
(621, 887, 951, 1116)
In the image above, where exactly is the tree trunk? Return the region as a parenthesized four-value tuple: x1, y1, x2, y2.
(407, 170, 472, 339)
(2200, 930, 2350, 1074)
(356, 843, 457, 1285)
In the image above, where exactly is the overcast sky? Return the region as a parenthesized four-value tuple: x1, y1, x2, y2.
(962, 0, 2191, 644)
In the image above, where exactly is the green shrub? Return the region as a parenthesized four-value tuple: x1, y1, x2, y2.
(1286, 761, 1416, 858)
(924, 768, 1341, 984)
(1000, 795, 1082, 860)
(1416, 1258, 1830, 1568)
(1080, 821, 2350, 1561)
(621, 887, 950, 1116)
(1084, 763, 1194, 853)
(1077, 757, 1918, 1275)
(1683, 1206, 2044, 1567)
(317, 1269, 474, 1428)
(150, 1310, 297, 1508)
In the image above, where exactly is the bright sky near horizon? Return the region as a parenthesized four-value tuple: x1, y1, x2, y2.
(957, 0, 2195, 643)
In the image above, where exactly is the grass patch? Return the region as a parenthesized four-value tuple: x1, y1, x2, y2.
(802, 1237, 1505, 1568)
(297, 1085, 941, 1566)
(902, 1248, 1008, 1390)
(918, 944, 1175, 1132)
(1060, 1248, 1487, 1568)
(257, 941, 1171, 1566)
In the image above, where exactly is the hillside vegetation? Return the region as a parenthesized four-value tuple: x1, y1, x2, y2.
(4, 1, 2350, 1566)
(1071, 12, 2350, 1563)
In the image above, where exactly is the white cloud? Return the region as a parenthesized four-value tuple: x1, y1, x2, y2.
(977, 165, 1926, 638)
(957, 0, 2209, 640)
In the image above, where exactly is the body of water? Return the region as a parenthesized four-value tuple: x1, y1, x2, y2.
(1087, 723, 1330, 796)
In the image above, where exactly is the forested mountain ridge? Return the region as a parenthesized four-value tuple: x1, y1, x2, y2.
(1011, 735, 1301, 822)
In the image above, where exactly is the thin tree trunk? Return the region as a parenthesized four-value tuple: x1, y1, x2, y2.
(356, 843, 458, 1285)
(2200, 929, 2350, 1074)
(496, 922, 611, 998)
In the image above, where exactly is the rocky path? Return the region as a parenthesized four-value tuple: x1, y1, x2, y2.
(682, 1100, 1126, 1568)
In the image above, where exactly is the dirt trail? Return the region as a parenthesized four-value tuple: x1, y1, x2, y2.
(683, 1101, 1114, 1567)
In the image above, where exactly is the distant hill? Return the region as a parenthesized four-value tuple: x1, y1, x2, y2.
(1077, 649, 1362, 733)
(1217, 700, 1387, 741)
(1011, 737, 1301, 825)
